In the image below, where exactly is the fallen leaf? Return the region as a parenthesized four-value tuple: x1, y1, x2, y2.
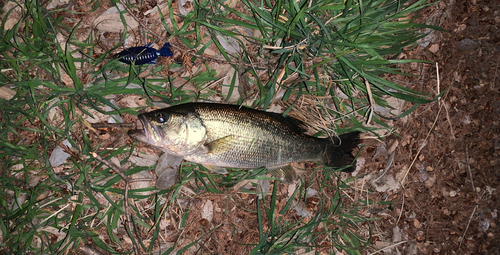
(94, 6, 139, 33)
(201, 200, 214, 222)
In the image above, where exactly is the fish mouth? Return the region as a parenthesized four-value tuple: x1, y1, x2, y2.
(128, 114, 155, 144)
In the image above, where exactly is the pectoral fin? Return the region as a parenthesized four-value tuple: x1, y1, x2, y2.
(204, 135, 234, 154)
(202, 163, 228, 174)
(267, 164, 297, 184)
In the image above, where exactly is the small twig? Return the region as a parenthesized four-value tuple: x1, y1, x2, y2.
(373, 151, 395, 183)
(263, 38, 308, 50)
(465, 146, 477, 199)
(91, 123, 135, 129)
(400, 63, 445, 185)
(435, 61, 456, 140)
(91, 152, 130, 182)
(458, 205, 478, 251)
(90, 152, 139, 254)
(38, 204, 71, 227)
(399, 185, 431, 223)
(200, 76, 226, 91)
(400, 111, 438, 185)
(396, 190, 404, 225)
(364, 79, 375, 125)
(270, 64, 288, 106)
(149, 189, 174, 233)
(368, 240, 408, 255)
(436, 62, 440, 100)
(443, 102, 456, 139)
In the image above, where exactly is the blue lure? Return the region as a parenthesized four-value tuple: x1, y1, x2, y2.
(115, 42, 173, 65)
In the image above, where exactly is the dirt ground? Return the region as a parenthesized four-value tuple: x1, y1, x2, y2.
(132, 0, 500, 252)
(4, 0, 498, 254)
(79, 0, 500, 254)
(149, 1, 500, 253)
(369, 0, 500, 254)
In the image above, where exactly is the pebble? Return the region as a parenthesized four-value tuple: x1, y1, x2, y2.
(449, 190, 457, 197)
(457, 39, 479, 51)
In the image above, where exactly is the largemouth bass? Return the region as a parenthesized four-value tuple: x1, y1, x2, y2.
(128, 103, 360, 183)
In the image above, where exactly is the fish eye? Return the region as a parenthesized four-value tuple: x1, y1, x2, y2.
(156, 112, 169, 123)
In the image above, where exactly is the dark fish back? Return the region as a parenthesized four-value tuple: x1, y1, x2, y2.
(116, 43, 173, 65)
(116, 46, 159, 65)
(180, 103, 307, 134)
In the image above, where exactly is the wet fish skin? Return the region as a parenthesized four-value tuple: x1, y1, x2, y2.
(128, 103, 360, 183)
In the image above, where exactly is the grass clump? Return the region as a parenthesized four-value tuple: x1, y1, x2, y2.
(0, 0, 439, 253)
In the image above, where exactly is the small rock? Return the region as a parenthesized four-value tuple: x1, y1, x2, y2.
(371, 175, 400, 192)
(454, 24, 467, 33)
(393, 226, 403, 243)
(49, 139, 72, 167)
(453, 71, 462, 82)
(449, 190, 457, 197)
(458, 39, 479, 51)
(374, 241, 392, 254)
(428, 43, 439, 54)
(352, 157, 365, 176)
(408, 241, 418, 255)
(201, 200, 213, 222)
(46, 0, 69, 10)
(424, 174, 436, 188)
(434, 243, 443, 253)
(29, 175, 42, 188)
(291, 201, 312, 218)
(1, 2, 23, 30)
(408, 211, 416, 219)
(442, 208, 451, 216)
(0, 86, 16, 100)
(491, 159, 498, 166)
(93, 5, 139, 33)
(416, 231, 425, 241)
(306, 188, 318, 197)
(414, 218, 422, 228)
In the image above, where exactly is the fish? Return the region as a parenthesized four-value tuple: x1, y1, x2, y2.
(128, 103, 360, 183)
(115, 42, 173, 65)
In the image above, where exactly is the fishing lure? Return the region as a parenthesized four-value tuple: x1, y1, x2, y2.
(115, 42, 173, 65)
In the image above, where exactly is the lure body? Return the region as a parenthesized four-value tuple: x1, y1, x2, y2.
(116, 42, 173, 65)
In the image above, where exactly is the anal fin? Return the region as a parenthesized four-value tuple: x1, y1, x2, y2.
(267, 164, 297, 184)
(202, 164, 228, 174)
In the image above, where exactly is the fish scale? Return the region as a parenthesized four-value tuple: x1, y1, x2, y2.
(185, 105, 322, 168)
(128, 103, 360, 183)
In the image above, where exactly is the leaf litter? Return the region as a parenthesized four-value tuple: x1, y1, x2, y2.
(4, 0, 499, 254)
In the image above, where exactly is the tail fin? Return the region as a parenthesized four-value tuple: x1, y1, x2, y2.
(158, 43, 173, 57)
(322, 131, 361, 173)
